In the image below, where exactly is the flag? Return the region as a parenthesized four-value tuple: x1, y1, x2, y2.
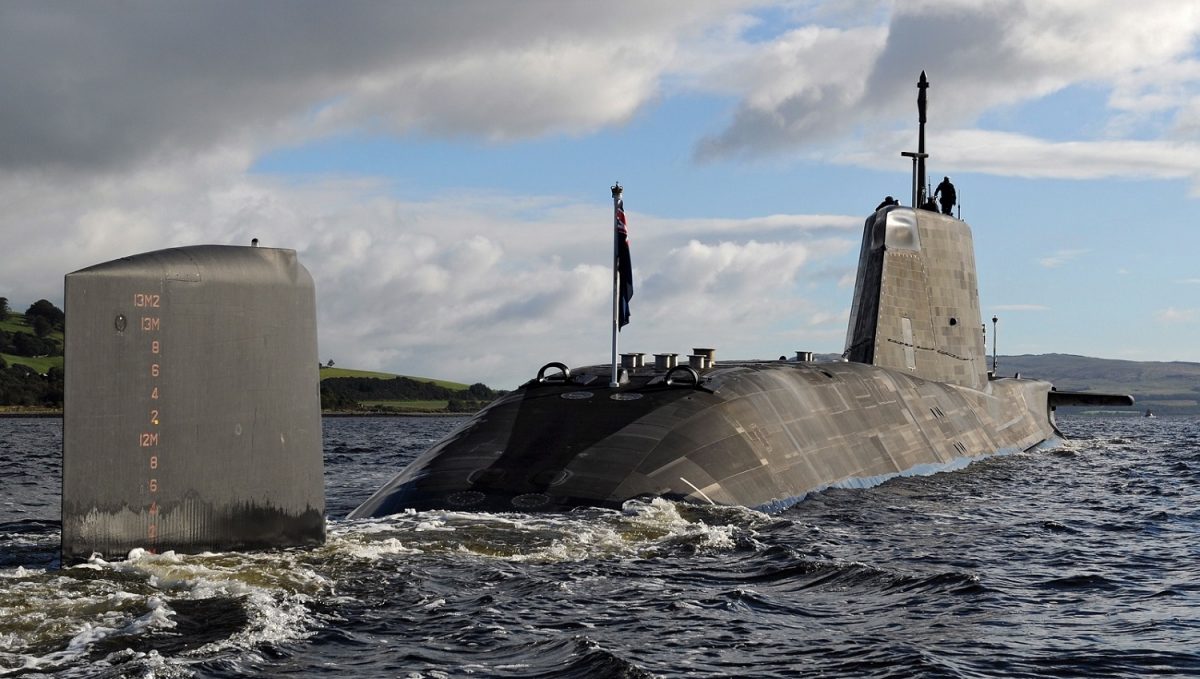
(615, 196, 633, 328)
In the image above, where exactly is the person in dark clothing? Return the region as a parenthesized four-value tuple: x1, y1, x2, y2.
(875, 196, 899, 211)
(935, 176, 956, 215)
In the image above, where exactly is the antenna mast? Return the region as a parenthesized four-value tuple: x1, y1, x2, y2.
(901, 71, 931, 207)
(992, 315, 999, 375)
(917, 71, 929, 206)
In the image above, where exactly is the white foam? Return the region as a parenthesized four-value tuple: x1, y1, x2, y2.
(338, 497, 756, 564)
(126, 596, 178, 634)
(336, 536, 423, 560)
(0, 565, 43, 579)
(414, 518, 456, 532)
(3, 546, 328, 672)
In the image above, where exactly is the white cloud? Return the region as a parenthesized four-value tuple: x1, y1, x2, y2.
(694, 23, 887, 159)
(645, 239, 815, 316)
(0, 2, 757, 172)
(695, 1, 1200, 172)
(0, 156, 859, 387)
(5, 1, 1200, 385)
(839, 128, 1200, 187)
(808, 309, 850, 326)
(1155, 307, 1198, 324)
(1038, 249, 1087, 268)
(5, 2, 1198, 182)
(938, 130, 1200, 181)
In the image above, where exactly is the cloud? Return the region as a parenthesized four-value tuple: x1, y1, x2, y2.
(807, 309, 850, 326)
(933, 131, 1200, 181)
(0, 156, 859, 387)
(643, 239, 819, 320)
(0, 1, 756, 172)
(696, 1, 1200, 167)
(6, 2, 1199, 185)
(838, 128, 1200, 185)
(1155, 307, 1198, 323)
(694, 23, 887, 160)
(5, 2, 1198, 385)
(1038, 249, 1087, 268)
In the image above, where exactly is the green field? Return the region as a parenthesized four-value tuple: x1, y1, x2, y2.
(0, 318, 26, 334)
(2, 315, 64, 375)
(0, 315, 64, 341)
(1, 353, 62, 374)
(318, 366, 468, 390)
(1, 304, 486, 411)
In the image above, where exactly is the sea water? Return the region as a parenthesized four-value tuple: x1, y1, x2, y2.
(1, 415, 1197, 678)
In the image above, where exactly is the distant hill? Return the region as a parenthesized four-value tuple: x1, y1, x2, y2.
(0, 305, 65, 409)
(4, 294, 1195, 415)
(0, 315, 64, 375)
(809, 351, 1198, 415)
(995, 353, 1200, 415)
(319, 376, 497, 413)
(1, 299, 488, 413)
(318, 366, 468, 390)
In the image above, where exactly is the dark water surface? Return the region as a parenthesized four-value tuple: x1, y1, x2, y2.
(2, 415, 1198, 677)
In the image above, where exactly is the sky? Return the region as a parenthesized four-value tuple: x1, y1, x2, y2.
(2, 0, 1199, 388)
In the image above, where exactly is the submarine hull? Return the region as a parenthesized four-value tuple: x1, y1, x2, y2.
(350, 206, 1129, 519)
(349, 360, 1057, 517)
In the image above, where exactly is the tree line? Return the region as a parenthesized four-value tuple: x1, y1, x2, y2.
(1, 296, 500, 412)
(0, 297, 66, 407)
(0, 360, 63, 407)
(319, 376, 499, 411)
(0, 298, 64, 359)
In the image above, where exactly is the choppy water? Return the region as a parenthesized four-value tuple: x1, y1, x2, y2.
(2, 414, 1198, 678)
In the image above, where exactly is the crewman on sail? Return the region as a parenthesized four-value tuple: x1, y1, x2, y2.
(935, 176, 956, 215)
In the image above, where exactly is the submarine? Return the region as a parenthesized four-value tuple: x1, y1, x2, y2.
(348, 73, 1132, 518)
(59, 72, 1130, 563)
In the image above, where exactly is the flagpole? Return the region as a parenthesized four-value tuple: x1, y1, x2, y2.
(610, 182, 622, 388)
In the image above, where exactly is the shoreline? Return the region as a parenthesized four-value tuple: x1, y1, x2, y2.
(6, 409, 1184, 419)
(321, 411, 469, 417)
(0, 410, 472, 419)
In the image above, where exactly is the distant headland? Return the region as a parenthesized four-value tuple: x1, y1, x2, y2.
(2, 297, 1196, 416)
(0, 296, 505, 416)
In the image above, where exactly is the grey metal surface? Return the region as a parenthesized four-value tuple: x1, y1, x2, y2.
(62, 245, 324, 563)
(348, 359, 1056, 516)
(846, 207, 988, 389)
(349, 205, 1079, 518)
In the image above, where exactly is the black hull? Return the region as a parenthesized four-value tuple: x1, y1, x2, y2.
(349, 360, 1058, 517)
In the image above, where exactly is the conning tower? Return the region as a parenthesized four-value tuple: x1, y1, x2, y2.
(845, 70, 988, 390)
(843, 207, 988, 390)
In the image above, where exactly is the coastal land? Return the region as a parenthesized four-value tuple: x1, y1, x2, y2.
(2, 300, 1196, 416)
(0, 300, 501, 416)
